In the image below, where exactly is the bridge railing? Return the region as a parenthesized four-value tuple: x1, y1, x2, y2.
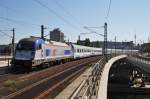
(70, 56, 106, 99)
(131, 55, 150, 64)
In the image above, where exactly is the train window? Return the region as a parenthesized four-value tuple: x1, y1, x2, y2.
(77, 49, 79, 53)
(16, 41, 33, 50)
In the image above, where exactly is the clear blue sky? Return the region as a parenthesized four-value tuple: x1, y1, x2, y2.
(0, 0, 150, 44)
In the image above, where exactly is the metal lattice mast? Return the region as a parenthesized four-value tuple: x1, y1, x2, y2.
(104, 22, 108, 62)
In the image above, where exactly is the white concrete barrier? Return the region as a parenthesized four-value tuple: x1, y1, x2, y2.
(97, 55, 127, 99)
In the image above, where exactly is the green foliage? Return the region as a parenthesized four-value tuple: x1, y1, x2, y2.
(0, 95, 4, 99)
(77, 40, 80, 45)
(85, 38, 90, 46)
(3, 80, 17, 91)
(143, 46, 150, 53)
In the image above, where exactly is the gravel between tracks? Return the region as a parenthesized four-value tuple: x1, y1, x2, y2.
(0, 56, 100, 97)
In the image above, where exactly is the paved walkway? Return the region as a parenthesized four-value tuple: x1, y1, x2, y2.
(55, 67, 92, 99)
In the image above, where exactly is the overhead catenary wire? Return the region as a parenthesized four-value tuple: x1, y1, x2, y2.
(33, 0, 82, 32)
(0, 16, 40, 27)
(105, 0, 112, 22)
(0, 3, 41, 28)
(0, 2, 62, 30)
(0, 16, 40, 38)
(53, 0, 83, 26)
(0, 31, 12, 44)
(0, 3, 52, 30)
(0, 30, 12, 38)
(0, 3, 18, 14)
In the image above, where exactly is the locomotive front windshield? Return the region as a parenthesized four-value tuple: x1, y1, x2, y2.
(16, 41, 34, 50)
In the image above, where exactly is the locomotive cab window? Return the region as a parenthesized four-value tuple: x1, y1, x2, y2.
(16, 41, 33, 50)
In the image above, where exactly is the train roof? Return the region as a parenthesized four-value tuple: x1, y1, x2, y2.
(72, 44, 102, 50)
(19, 37, 45, 44)
(20, 37, 39, 42)
(49, 41, 69, 47)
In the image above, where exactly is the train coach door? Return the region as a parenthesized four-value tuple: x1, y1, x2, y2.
(42, 44, 45, 59)
(70, 44, 75, 58)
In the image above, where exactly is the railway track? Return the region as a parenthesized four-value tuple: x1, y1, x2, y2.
(0, 56, 100, 99)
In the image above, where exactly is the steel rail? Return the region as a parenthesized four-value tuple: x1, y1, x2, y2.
(4, 57, 99, 99)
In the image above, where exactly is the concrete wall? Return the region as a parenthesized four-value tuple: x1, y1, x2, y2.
(98, 55, 127, 99)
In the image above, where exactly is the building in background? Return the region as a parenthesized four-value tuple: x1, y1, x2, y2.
(76, 38, 135, 50)
(50, 28, 64, 42)
(0, 44, 11, 56)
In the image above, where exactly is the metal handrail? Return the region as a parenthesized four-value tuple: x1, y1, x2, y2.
(70, 56, 106, 99)
(132, 55, 150, 64)
(70, 80, 87, 99)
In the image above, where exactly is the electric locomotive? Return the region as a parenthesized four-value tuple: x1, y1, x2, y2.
(14, 36, 73, 71)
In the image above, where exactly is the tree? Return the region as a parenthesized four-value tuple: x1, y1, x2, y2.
(96, 41, 100, 47)
(85, 38, 90, 46)
(77, 40, 80, 45)
(143, 46, 150, 53)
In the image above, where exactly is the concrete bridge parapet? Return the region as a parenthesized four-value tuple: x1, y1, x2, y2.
(97, 55, 127, 99)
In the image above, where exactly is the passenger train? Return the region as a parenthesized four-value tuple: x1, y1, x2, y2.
(13, 37, 138, 71)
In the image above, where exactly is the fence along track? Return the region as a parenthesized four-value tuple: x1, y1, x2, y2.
(70, 56, 106, 99)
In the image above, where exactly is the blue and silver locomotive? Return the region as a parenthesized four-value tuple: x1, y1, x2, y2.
(14, 37, 73, 71)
